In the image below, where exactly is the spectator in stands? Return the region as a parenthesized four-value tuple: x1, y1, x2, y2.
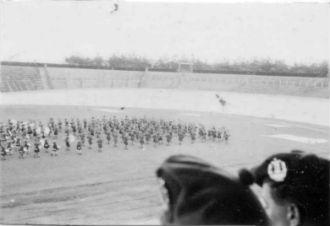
(156, 154, 268, 225)
(239, 150, 330, 226)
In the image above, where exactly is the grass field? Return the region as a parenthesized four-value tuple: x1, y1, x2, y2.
(0, 103, 328, 225)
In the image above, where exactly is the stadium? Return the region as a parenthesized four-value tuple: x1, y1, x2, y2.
(0, 61, 329, 224)
(1, 1, 329, 225)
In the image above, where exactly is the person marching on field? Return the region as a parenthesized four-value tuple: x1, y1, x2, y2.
(83, 119, 87, 129)
(97, 136, 103, 152)
(223, 128, 230, 142)
(139, 132, 145, 150)
(113, 130, 118, 147)
(44, 139, 50, 153)
(153, 133, 158, 147)
(166, 132, 172, 146)
(145, 132, 151, 145)
(53, 127, 59, 140)
(76, 140, 82, 155)
(19, 143, 25, 159)
(58, 119, 62, 132)
(72, 124, 77, 135)
(15, 137, 21, 153)
(64, 118, 69, 127)
(87, 134, 93, 149)
(6, 142, 14, 157)
(197, 126, 204, 142)
(190, 130, 196, 144)
(77, 125, 83, 135)
(64, 127, 70, 137)
(216, 130, 222, 142)
(90, 127, 95, 137)
(33, 140, 40, 158)
(77, 132, 84, 145)
(23, 140, 30, 157)
(27, 125, 33, 137)
(158, 133, 163, 145)
(51, 141, 59, 157)
(33, 128, 37, 138)
(122, 132, 129, 150)
(129, 132, 135, 145)
(211, 127, 217, 141)
(207, 129, 212, 141)
(65, 136, 70, 151)
(1, 143, 6, 160)
(178, 131, 184, 145)
(106, 132, 111, 145)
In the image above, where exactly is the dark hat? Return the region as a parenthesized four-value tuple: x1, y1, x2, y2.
(239, 150, 330, 225)
(156, 154, 268, 225)
(239, 150, 330, 192)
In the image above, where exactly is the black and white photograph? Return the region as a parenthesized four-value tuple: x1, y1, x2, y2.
(0, 0, 329, 225)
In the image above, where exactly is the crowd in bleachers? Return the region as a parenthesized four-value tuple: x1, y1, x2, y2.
(0, 116, 229, 160)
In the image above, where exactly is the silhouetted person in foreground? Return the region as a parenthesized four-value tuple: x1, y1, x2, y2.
(239, 150, 330, 226)
(156, 154, 269, 225)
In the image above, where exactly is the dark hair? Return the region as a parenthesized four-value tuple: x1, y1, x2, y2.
(157, 154, 269, 225)
(239, 151, 330, 226)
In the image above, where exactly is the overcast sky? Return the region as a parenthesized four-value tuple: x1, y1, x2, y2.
(0, 0, 329, 64)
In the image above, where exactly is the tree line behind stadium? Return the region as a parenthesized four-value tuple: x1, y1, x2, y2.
(2, 55, 328, 77)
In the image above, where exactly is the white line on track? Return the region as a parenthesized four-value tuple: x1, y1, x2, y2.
(126, 219, 160, 225)
(180, 113, 201, 117)
(294, 124, 329, 134)
(266, 124, 290, 128)
(95, 108, 122, 113)
(262, 134, 328, 144)
(266, 123, 329, 134)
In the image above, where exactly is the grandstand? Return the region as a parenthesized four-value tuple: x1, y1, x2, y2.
(0, 64, 45, 92)
(0, 61, 328, 97)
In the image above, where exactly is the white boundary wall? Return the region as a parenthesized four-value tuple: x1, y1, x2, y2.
(1, 65, 328, 97)
(1, 89, 329, 127)
(45, 66, 329, 90)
